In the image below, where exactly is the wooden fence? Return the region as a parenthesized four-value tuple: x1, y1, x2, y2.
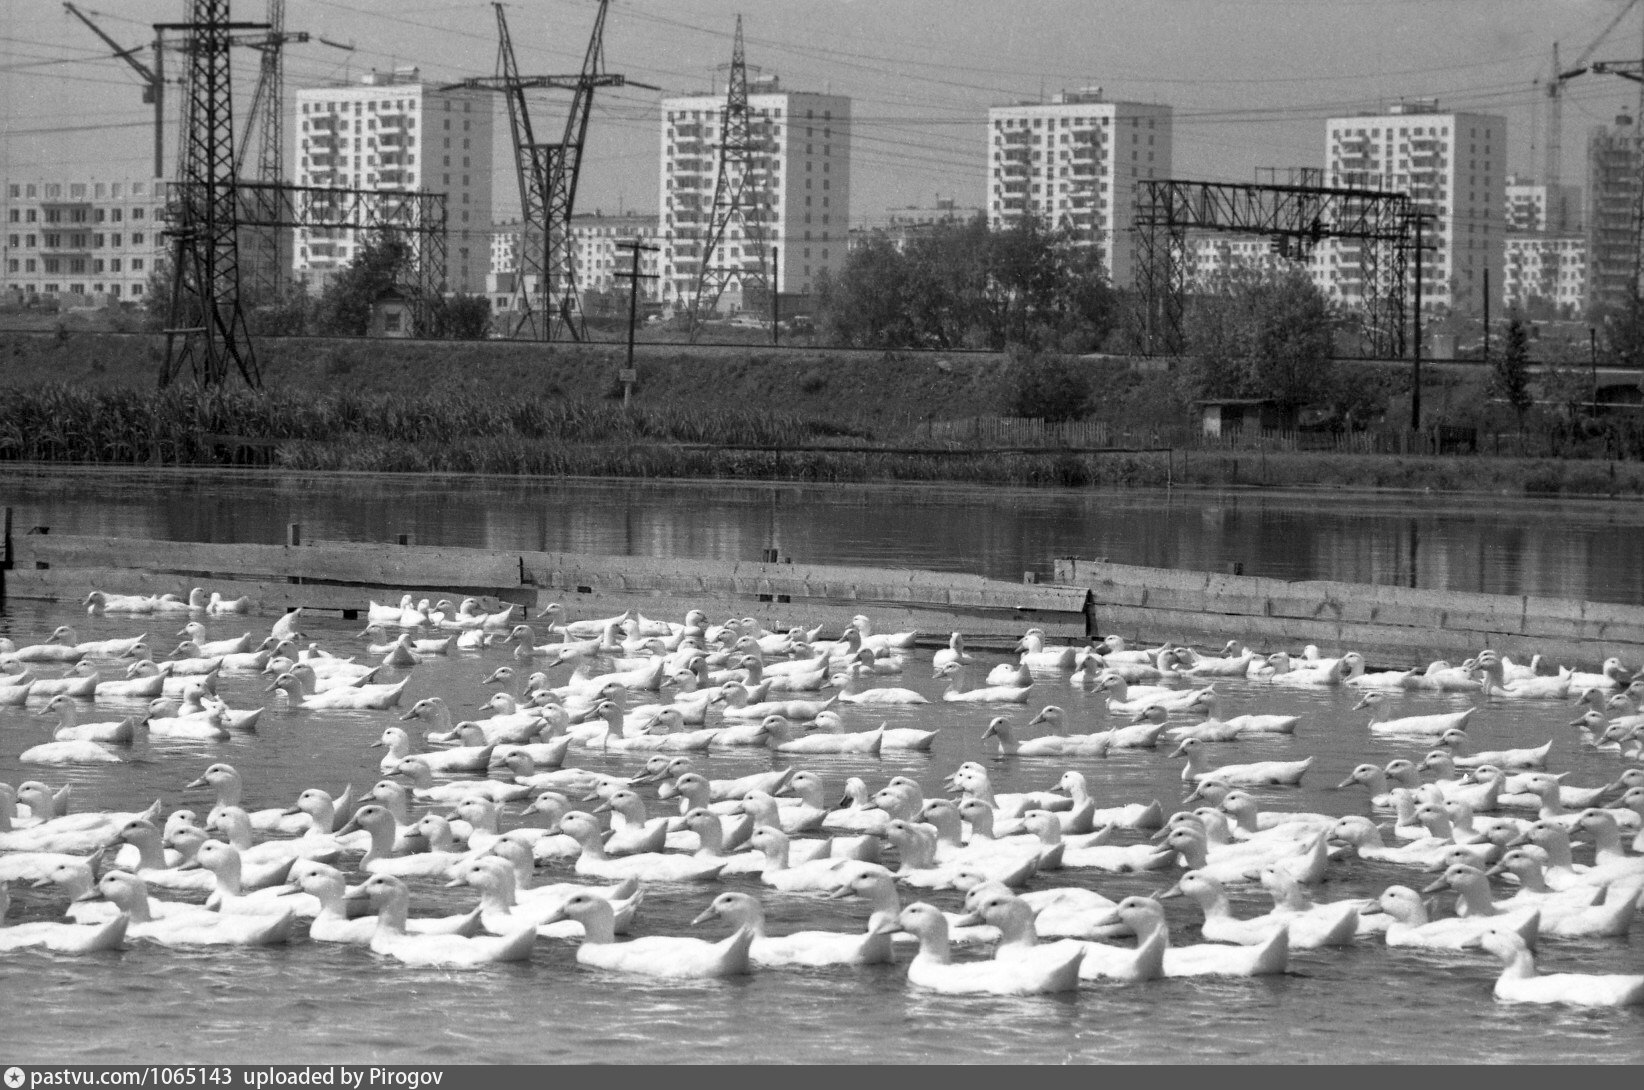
(0, 518, 1092, 648)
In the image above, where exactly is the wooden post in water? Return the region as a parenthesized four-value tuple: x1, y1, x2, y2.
(0, 506, 10, 604)
(286, 523, 302, 586)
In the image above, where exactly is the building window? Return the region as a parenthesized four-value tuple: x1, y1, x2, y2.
(131, 258, 143, 271)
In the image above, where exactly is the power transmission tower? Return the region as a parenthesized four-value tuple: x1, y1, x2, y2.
(687, 16, 773, 339)
(445, 1, 653, 341)
(155, 0, 268, 389)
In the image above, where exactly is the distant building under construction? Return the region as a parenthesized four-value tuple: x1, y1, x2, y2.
(1585, 116, 1643, 315)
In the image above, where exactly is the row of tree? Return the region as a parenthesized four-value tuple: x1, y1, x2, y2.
(144, 232, 492, 340)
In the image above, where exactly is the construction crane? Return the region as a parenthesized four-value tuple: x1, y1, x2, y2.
(235, 1, 351, 301)
(444, 1, 655, 340)
(63, 2, 165, 178)
(1541, 0, 1640, 222)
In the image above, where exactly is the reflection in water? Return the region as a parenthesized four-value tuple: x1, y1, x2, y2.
(5, 467, 1644, 604)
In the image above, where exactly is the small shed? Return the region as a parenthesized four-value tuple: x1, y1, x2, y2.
(369, 285, 413, 338)
(1195, 398, 1296, 437)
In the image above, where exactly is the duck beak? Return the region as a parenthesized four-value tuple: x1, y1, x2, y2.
(1157, 883, 1184, 900)
(280, 805, 302, 816)
(1419, 877, 1449, 895)
(1358, 900, 1384, 915)
(444, 877, 467, 889)
(72, 888, 102, 902)
(866, 915, 898, 937)
(1166, 742, 1188, 759)
(688, 906, 718, 926)
(824, 884, 853, 900)
(591, 800, 613, 814)
(1350, 695, 1372, 711)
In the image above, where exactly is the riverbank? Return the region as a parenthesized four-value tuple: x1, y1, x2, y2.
(3, 329, 1642, 495)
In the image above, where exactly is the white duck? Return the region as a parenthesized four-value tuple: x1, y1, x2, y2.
(1474, 927, 1644, 1006)
(555, 811, 725, 883)
(543, 891, 753, 978)
(932, 662, 1030, 703)
(1354, 691, 1477, 736)
(691, 890, 894, 968)
(265, 670, 408, 710)
(360, 873, 534, 967)
(883, 901, 1082, 995)
(1361, 885, 1539, 950)
(1171, 737, 1312, 788)
(1106, 896, 1289, 977)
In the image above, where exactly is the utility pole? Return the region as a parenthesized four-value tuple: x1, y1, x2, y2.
(1482, 266, 1490, 365)
(770, 245, 779, 345)
(63, 3, 165, 178)
(613, 239, 658, 407)
(1411, 211, 1424, 431)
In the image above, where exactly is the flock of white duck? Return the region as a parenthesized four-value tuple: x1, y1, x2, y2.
(2, 589, 1643, 1008)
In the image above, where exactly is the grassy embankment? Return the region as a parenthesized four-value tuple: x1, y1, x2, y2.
(2, 327, 1641, 495)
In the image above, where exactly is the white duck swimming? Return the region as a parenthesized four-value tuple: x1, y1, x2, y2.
(370, 725, 493, 775)
(35, 694, 143, 745)
(1424, 862, 1634, 938)
(83, 871, 293, 947)
(1435, 728, 1552, 770)
(756, 714, 883, 756)
(691, 890, 895, 968)
(443, 856, 639, 940)
(1474, 927, 1644, 1006)
(361, 874, 535, 967)
(883, 901, 1083, 995)
(932, 662, 1030, 703)
(265, 670, 408, 710)
(1187, 690, 1300, 735)
(1105, 895, 1289, 977)
(0, 880, 128, 953)
(1353, 690, 1477, 736)
(336, 804, 472, 879)
(386, 756, 532, 804)
(554, 811, 725, 883)
(1170, 737, 1312, 788)
(545, 891, 757, 980)
(1361, 885, 1539, 950)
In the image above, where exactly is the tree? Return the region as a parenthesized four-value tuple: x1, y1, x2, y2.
(314, 231, 414, 336)
(1180, 267, 1336, 412)
(816, 214, 1116, 352)
(433, 293, 492, 340)
(1008, 347, 1092, 422)
(1491, 316, 1533, 427)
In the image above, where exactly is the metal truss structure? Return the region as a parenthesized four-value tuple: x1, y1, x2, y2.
(236, 181, 448, 330)
(1133, 176, 1415, 358)
(446, 1, 643, 341)
(687, 16, 771, 338)
(157, 0, 267, 389)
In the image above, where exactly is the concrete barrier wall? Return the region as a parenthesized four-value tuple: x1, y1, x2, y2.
(1055, 557, 1644, 670)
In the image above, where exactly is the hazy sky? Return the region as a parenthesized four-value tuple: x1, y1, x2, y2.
(5, 0, 1644, 226)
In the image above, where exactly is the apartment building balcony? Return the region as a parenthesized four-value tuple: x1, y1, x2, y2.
(377, 113, 409, 129)
(1000, 180, 1028, 194)
(309, 116, 339, 132)
(673, 123, 703, 139)
(1001, 130, 1031, 145)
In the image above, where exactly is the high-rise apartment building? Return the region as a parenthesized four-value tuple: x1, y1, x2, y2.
(987, 89, 1172, 287)
(659, 78, 850, 311)
(1585, 117, 1642, 315)
(1324, 103, 1505, 317)
(294, 67, 493, 295)
(1, 177, 167, 303)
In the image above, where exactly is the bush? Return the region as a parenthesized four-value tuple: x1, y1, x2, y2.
(1008, 350, 1092, 422)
